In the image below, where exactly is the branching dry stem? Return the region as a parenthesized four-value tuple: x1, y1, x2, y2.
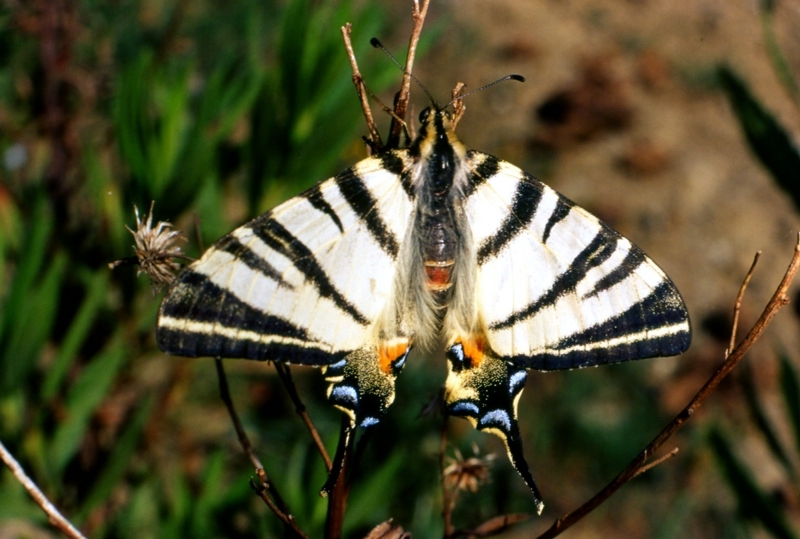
(631, 447, 679, 479)
(341, 23, 382, 152)
(273, 362, 332, 471)
(535, 236, 800, 539)
(387, 0, 430, 148)
(727, 251, 761, 357)
(214, 359, 308, 537)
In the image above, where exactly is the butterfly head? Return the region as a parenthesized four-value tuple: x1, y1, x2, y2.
(413, 107, 464, 160)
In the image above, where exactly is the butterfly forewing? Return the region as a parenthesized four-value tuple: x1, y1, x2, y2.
(464, 152, 690, 370)
(157, 152, 415, 364)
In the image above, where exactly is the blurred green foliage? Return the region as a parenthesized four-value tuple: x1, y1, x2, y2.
(4, 0, 799, 537)
(0, 0, 413, 537)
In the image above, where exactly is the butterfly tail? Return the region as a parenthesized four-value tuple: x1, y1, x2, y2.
(445, 341, 544, 514)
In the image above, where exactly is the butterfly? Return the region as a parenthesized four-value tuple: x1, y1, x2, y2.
(156, 95, 691, 514)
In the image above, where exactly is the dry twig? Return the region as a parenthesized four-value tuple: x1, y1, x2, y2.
(536, 237, 800, 538)
(324, 417, 353, 539)
(727, 251, 761, 357)
(387, 0, 430, 148)
(450, 82, 467, 130)
(274, 362, 332, 470)
(341, 23, 382, 152)
(0, 439, 87, 539)
(214, 359, 309, 537)
(440, 418, 455, 537)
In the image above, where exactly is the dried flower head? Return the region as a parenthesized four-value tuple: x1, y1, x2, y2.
(110, 202, 186, 291)
(443, 446, 495, 493)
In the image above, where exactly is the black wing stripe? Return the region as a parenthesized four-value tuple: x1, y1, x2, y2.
(555, 281, 689, 352)
(334, 169, 400, 258)
(251, 219, 371, 326)
(216, 235, 295, 290)
(477, 176, 542, 265)
(542, 196, 572, 244)
(306, 183, 344, 233)
(379, 151, 414, 199)
(505, 282, 691, 370)
(489, 231, 617, 331)
(583, 246, 646, 299)
(464, 152, 500, 197)
(160, 271, 309, 337)
(157, 270, 347, 364)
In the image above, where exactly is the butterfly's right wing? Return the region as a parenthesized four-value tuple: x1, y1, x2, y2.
(443, 151, 690, 511)
(157, 151, 416, 427)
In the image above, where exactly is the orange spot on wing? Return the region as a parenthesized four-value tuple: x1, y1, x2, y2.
(379, 340, 410, 374)
(460, 337, 486, 368)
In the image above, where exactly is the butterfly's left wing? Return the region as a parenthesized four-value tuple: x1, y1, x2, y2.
(443, 151, 691, 510)
(157, 151, 417, 432)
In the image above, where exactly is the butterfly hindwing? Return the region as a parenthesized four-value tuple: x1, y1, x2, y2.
(444, 340, 544, 514)
(464, 151, 690, 370)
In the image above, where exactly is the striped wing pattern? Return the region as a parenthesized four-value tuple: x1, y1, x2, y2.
(158, 152, 414, 365)
(157, 108, 691, 510)
(442, 150, 689, 511)
(464, 151, 690, 370)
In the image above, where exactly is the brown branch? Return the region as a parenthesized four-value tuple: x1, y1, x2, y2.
(215, 359, 265, 472)
(274, 362, 332, 471)
(451, 82, 467, 131)
(214, 359, 307, 537)
(249, 475, 309, 539)
(0, 439, 87, 539)
(631, 447, 679, 479)
(727, 251, 760, 357)
(325, 417, 353, 539)
(388, 0, 430, 148)
(342, 23, 382, 152)
(536, 236, 800, 539)
(453, 514, 531, 538)
(440, 418, 455, 538)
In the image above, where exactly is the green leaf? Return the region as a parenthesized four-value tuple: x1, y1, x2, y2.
(717, 65, 800, 212)
(190, 451, 226, 538)
(41, 270, 110, 401)
(116, 481, 161, 539)
(0, 198, 52, 361)
(77, 393, 156, 523)
(0, 470, 48, 522)
(49, 332, 128, 474)
(246, 0, 391, 215)
(710, 427, 798, 539)
(344, 449, 405, 533)
(0, 249, 66, 392)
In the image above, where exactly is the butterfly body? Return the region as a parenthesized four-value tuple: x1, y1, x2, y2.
(157, 106, 691, 513)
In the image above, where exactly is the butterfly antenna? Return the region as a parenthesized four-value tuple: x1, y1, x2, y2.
(444, 74, 525, 109)
(370, 37, 437, 107)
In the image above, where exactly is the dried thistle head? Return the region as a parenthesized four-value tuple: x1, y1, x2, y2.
(114, 202, 186, 291)
(443, 446, 495, 493)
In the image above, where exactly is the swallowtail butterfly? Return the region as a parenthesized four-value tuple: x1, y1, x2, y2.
(157, 88, 691, 513)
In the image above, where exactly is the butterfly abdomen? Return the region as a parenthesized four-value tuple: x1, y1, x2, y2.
(420, 207, 457, 294)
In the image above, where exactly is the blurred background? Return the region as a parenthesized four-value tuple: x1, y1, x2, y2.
(1, 0, 800, 537)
